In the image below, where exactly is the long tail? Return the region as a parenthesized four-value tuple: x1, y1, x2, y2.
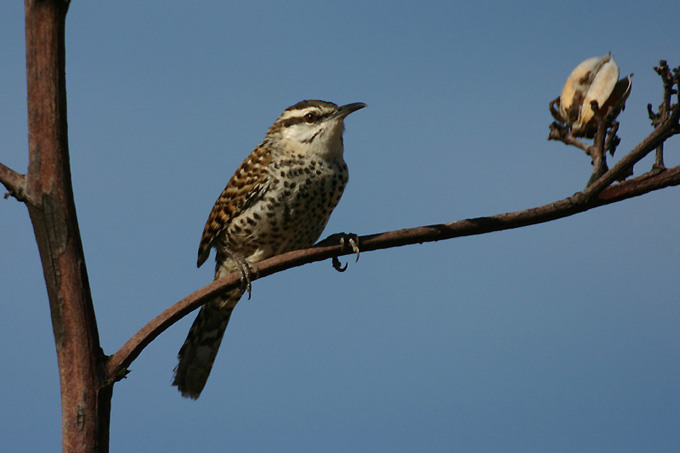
(172, 289, 241, 399)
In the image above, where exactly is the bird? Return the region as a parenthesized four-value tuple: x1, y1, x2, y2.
(172, 99, 366, 399)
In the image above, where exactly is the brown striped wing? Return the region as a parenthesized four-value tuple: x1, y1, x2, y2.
(196, 145, 273, 267)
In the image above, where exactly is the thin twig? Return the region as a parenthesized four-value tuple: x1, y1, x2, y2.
(648, 61, 679, 170)
(586, 100, 610, 186)
(548, 122, 591, 154)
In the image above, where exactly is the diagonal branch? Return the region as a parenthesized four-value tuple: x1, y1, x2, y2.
(0, 162, 26, 200)
(105, 162, 680, 385)
(582, 106, 679, 200)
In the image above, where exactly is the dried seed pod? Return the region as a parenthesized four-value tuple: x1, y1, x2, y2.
(559, 54, 611, 125)
(558, 53, 632, 138)
(575, 55, 619, 132)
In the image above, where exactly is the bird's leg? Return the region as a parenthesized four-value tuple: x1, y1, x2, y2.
(234, 257, 259, 300)
(220, 247, 259, 300)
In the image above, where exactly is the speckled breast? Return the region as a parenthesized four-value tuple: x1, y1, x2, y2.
(223, 155, 349, 261)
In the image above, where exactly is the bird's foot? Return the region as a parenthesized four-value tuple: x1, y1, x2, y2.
(320, 232, 360, 272)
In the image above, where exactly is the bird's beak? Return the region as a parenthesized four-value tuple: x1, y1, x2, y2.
(335, 102, 367, 119)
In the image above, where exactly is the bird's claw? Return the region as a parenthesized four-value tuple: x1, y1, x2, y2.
(332, 256, 348, 272)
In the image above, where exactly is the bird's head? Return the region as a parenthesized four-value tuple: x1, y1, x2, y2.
(267, 100, 366, 158)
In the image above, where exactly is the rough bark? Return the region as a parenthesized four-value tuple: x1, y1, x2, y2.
(22, 1, 111, 451)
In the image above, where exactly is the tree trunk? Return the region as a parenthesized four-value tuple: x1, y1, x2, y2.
(24, 1, 112, 450)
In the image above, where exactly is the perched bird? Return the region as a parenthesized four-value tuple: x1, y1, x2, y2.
(173, 100, 366, 398)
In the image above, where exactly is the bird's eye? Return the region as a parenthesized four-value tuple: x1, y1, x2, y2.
(304, 112, 316, 123)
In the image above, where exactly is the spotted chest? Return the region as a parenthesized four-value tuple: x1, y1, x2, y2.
(218, 154, 349, 263)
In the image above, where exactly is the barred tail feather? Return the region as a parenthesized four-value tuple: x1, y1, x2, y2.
(172, 290, 241, 399)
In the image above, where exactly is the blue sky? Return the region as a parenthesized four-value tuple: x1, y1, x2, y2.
(1, 1, 679, 451)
